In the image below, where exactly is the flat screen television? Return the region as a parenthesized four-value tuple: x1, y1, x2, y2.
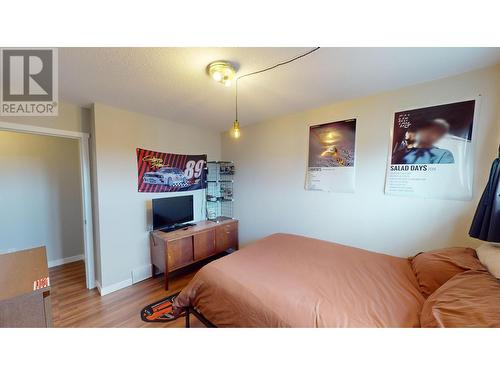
(152, 195, 194, 230)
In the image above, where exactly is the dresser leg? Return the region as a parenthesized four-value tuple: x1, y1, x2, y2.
(164, 256, 169, 290)
(164, 270, 169, 290)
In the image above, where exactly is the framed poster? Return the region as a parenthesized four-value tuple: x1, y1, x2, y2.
(384, 99, 476, 200)
(137, 148, 207, 193)
(305, 119, 356, 193)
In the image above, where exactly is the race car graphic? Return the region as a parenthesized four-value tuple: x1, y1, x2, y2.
(137, 149, 207, 193)
(142, 167, 187, 186)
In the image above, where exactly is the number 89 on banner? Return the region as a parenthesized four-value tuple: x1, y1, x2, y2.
(184, 159, 205, 179)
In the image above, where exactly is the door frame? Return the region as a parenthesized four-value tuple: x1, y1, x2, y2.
(0, 121, 96, 289)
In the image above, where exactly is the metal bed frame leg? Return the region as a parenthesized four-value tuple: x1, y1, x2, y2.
(185, 306, 217, 328)
(185, 307, 190, 328)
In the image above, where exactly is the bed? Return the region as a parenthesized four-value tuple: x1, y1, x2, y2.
(173, 233, 499, 327)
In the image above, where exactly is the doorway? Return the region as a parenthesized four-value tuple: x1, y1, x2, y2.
(0, 121, 95, 289)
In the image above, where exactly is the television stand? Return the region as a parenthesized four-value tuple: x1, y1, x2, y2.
(150, 219, 239, 289)
(160, 223, 195, 233)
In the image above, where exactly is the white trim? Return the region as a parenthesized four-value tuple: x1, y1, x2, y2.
(0, 120, 96, 290)
(48, 254, 84, 268)
(78, 132, 96, 289)
(131, 264, 152, 284)
(0, 121, 89, 139)
(96, 278, 132, 296)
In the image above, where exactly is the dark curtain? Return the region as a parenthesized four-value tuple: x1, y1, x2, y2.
(469, 157, 500, 242)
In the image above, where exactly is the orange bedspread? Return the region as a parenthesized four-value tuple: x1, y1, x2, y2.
(174, 233, 425, 327)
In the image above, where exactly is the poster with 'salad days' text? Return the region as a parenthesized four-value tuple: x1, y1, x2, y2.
(306, 119, 356, 193)
(137, 148, 207, 193)
(385, 100, 476, 200)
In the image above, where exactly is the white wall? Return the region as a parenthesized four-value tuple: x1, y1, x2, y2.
(91, 103, 221, 291)
(222, 65, 500, 257)
(0, 131, 84, 264)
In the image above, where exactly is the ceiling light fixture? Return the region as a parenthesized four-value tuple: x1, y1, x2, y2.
(232, 119, 241, 139)
(231, 47, 320, 139)
(207, 61, 237, 87)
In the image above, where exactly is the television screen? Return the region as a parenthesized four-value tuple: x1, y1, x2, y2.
(152, 195, 193, 230)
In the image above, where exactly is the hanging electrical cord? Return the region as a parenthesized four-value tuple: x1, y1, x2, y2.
(233, 47, 320, 135)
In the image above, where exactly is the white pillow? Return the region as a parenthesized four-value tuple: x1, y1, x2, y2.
(476, 243, 500, 279)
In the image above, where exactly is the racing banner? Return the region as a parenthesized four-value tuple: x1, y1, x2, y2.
(136, 148, 207, 193)
(305, 119, 356, 193)
(384, 100, 476, 200)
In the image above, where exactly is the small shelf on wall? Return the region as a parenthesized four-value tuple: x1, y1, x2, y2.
(205, 161, 235, 222)
(206, 180, 234, 183)
(207, 196, 234, 202)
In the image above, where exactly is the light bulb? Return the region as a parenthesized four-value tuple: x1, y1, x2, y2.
(224, 80, 232, 87)
(232, 120, 241, 139)
(232, 128, 241, 139)
(212, 71, 222, 82)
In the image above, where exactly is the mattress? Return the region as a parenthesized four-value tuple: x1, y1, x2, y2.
(173, 233, 425, 327)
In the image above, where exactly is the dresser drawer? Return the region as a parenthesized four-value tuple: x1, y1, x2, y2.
(167, 237, 193, 271)
(215, 222, 238, 253)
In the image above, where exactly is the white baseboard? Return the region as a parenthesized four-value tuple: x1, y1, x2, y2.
(95, 280, 102, 295)
(96, 278, 133, 296)
(94, 264, 151, 297)
(48, 254, 84, 268)
(132, 264, 152, 284)
(95, 264, 152, 296)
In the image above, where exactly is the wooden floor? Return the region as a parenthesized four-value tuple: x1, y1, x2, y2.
(49, 261, 203, 327)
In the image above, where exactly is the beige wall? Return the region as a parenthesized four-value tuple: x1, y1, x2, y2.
(0, 131, 84, 263)
(91, 103, 221, 291)
(222, 65, 500, 257)
(0, 99, 222, 293)
(2, 64, 498, 292)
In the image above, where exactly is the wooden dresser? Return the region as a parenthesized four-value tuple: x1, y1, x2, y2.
(150, 219, 238, 289)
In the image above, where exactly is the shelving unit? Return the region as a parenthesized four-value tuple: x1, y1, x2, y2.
(205, 161, 235, 222)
